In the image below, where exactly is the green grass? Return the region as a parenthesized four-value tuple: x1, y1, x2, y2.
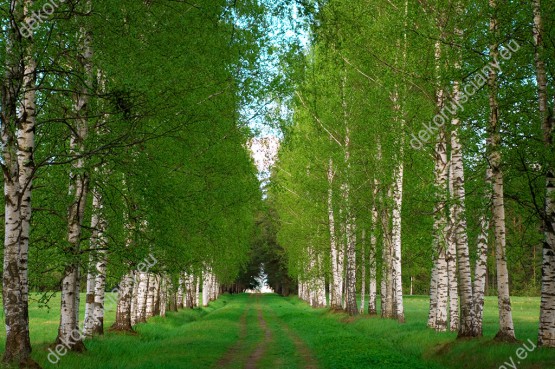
(0, 293, 554, 368)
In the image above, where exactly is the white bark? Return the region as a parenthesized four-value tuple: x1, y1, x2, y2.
(328, 159, 343, 309)
(57, 18, 93, 350)
(360, 230, 366, 314)
(112, 272, 134, 331)
(429, 39, 449, 332)
(532, 0, 555, 348)
(391, 144, 405, 322)
(177, 274, 184, 309)
(447, 159, 459, 332)
(146, 274, 157, 318)
(488, 2, 516, 340)
(195, 275, 200, 307)
(202, 269, 210, 307)
(473, 168, 491, 336)
(0, 12, 35, 356)
(159, 276, 167, 317)
(135, 272, 149, 323)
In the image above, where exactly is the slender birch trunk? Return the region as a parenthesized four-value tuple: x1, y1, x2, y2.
(136, 272, 149, 323)
(130, 273, 139, 326)
(92, 199, 107, 335)
(391, 86, 405, 322)
(146, 274, 156, 318)
(1, 1, 35, 364)
(473, 168, 492, 336)
(159, 276, 167, 317)
(487, 1, 516, 341)
(381, 201, 394, 319)
(532, 0, 555, 348)
(447, 160, 459, 332)
(429, 38, 449, 332)
(427, 261, 439, 328)
(83, 255, 96, 337)
(16, 0, 35, 355)
(451, 81, 476, 338)
(177, 274, 184, 309)
(195, 275, 200, 307)
(202, 270, 210, 307)
(328, 159, 343, 309)
(111, 272, 134, 332)
(360, 230, 366, 314)
(56, 19, 93, 351)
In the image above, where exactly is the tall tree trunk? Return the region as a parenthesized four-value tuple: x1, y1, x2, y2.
(429, 38, 450, 332)
(368, 183, 378, 315)
(177, 274, 184, 309)
(146, 274, 156, 318)
(360, 230, 366, 314)
(56, 18, 93, 351)
(83, 253, 96, 337)
(328, 159, 343, 309)
(136, 272, 149, 323)
(473, 168, 492, 336)
(91, 190, 107, 335)
(532, 0, 555, 348)
(159, 276, 167, 317)
(1, 1, 35, 364)
(451, 79, 477, 338)
(111, 272, 134, 332)
(447, 160, 459, 332)
(16, 0, 35, 357)
(488, 0, 516, 341)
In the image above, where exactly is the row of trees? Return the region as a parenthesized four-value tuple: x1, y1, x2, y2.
(0, 0, 266, 366)
(271, 0, 554, 347)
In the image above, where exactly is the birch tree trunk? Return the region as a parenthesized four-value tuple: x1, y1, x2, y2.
(146, 274, 156, 318)
(381, 202, 394, 319)
(56, 19, 93, 351)
(451, 78, 477, 338)
(447, 161, 459, 332)
(177, 274, 184, 309)
(487, 1, 516, 341)
(111, 272, 134, 332)
(1, 1, 35, 363)
(532, 0, 555, 348)
(83, 254, 96, 337)
(429, 38, 449, 332)
(159, 276, 167, 317)
(195, 275, 200, 307)
(368, 215, 378, 315)
(136, 272, 149, 323)
(360, 230, 366, 314)
(16, 0, 35, 355)
(328, 159, 343, 310)
(92, 193, 108, 335)
(473, 168, 492, 336)
(203, 270, 210, 307)
(130, 273, 139, 326)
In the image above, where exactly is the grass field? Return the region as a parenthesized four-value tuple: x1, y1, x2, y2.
(0, 293, 554, 368)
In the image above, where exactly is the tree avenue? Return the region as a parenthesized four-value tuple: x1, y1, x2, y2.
(0, 0, 554, 368)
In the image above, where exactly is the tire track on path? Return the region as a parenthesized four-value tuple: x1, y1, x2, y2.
(266, 303, 319, 369)
(213, 297, 252, 369)
(245, 295, 274, 369)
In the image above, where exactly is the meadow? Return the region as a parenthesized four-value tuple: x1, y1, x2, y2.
(1, 293, 553, 368)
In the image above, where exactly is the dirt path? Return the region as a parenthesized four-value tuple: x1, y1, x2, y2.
(213, 299, 251, 368)
(245, 296, 274, 369)
(265, 306, 319, 369)
(214, 294, 318, 369)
